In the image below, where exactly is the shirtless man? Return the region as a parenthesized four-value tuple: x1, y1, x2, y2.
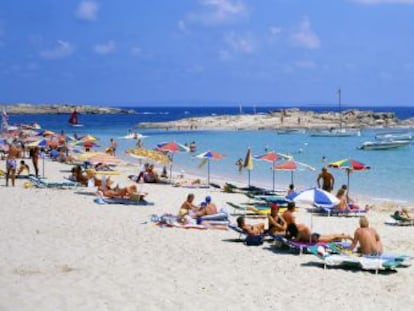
(236, 216, 265, 236)
(6, 143, 19, 187)
(195, 196, 218, 217)
(347, 216, 383, 255)
(317, 167, 335, 192)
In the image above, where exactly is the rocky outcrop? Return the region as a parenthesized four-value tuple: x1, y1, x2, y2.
(0, 104, 136, 114)
(137, 108, 412, 130)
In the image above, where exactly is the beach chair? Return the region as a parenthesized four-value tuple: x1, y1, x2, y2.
(311, 205, 368, 217)
(270, 235, 332, 256)
(387, 212, 414, 226)
(308, 243, 411, 273)
(94, 196, 154, 206)
(28, 174, 80, 189)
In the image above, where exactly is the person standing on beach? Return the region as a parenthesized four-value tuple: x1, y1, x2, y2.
(30, 146, 40, 177)
(317, 167, 335, 192)
(109, 138, 118, 156)
(5, 142, 18, 187)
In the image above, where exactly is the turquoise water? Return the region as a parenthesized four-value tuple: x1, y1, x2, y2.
(6, 109, 414, 204)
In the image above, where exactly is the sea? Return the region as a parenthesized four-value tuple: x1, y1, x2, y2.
(6, 105, 414, 204)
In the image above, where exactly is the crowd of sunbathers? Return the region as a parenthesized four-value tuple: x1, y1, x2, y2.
(236, 201, 383, 256)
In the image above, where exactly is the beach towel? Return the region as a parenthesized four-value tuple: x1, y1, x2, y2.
(29, 174, 80, 189)
(310, 205, 368, 217)
(150, 214, 208, 230)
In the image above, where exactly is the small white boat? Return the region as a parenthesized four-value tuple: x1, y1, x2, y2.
(358, 140, 411, 150)
(375, 131, 413, 141)
(119, 132, 147, 140)
(309, 128, 361, 137)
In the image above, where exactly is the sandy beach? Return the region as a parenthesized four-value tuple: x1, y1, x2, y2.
(0, 157, 413, 311)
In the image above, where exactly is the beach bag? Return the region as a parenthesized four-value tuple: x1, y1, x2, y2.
(245, 235, 264, 246)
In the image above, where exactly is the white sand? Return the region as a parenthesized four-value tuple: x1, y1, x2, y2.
(0, 158, 413, 311)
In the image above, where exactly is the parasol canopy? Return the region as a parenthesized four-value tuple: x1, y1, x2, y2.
(328, 158, 370, 194)
(286, 187, 339, 208)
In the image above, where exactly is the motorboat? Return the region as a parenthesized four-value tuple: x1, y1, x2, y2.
(309, 128, 361, 137)
(358, 140, 411, 150)
(375, 131, 413, 142)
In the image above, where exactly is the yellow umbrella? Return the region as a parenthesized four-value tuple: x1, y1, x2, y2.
(126, 148, 171, 165)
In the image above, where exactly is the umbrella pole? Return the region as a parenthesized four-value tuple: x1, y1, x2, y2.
(272, 166, 275, 192)
(291, 171, 294, 185)
(207, 159, 210, 185)
(42, 151, 45, 178)
(248, 170, 251, 188)
(169, 153, 174, 183)
(347, 169, 350, 200)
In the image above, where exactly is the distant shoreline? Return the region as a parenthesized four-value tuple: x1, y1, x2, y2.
(0, 104, 136, 115)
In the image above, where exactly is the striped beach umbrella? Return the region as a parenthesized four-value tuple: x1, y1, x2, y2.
(156, 141, 190, 181)
(328, 158, 370, 195)
(196, 150, 224, 185)
(286, 187, 339, 208)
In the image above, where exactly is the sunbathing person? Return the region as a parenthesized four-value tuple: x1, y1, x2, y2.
(282, 201, 296, 225)
(347, 216, 383, 255)
(286, 223, 352, 243)
(236, 216, 265, 236)
(194, 196, 218, 218)
(97, 183, 146, 200)
(178, 193, 200, 218)
(267, 204, 287, 235)
(395, 207, 413, 220)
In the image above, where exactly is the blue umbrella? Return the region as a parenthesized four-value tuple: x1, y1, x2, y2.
(286, 187, 339, 208)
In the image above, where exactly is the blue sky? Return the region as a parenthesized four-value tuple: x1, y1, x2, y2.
(1, 0, 414, 106)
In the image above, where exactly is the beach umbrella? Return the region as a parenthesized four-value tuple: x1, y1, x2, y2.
(274, 160, 316, 185)
(156, 141, 190, 181)
(328, 158, 370, 195)
(88, 153, 122, 166)
(254, 151, 280, 191)
(126, 148, 171, 165)
(80, 134, 98, 142)
(27, 139, 48, 148)
(195, 150, 224, 185)
(243, 148, 254, 187)
(286, 187, 340, 208)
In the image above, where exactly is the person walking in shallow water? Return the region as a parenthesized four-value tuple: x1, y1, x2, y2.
(317, 167, 335, 192)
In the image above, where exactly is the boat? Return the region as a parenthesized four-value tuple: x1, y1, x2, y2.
(375, 131, 413, 142)
(358, 140, 411, 151)
(309, 89, 360, 137)
(68, 109, 83, 127)
(119, 132, 147, 139)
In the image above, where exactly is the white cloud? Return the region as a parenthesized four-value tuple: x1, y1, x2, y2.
(353, 0, 414, 4)
(39, 40, 75, 59)
(76, 1, 99, 21)
(224, 32, 255, 54)
(187, 0, 247, 26)
(269, 26, 282, 36)
(291, 17, 320, 49)
(94, 40, 116, 55)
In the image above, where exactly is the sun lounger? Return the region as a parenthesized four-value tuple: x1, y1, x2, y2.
(385, 213, 414, 226)
(308, 243, 411, 273)
(270, 235, 334, 255)
(226, 202, 271, 215)
(310, 205, 368, 217)
(29, 174, 80, 189)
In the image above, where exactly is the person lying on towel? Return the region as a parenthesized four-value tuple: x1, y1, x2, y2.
(237, 216, 265, 236)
